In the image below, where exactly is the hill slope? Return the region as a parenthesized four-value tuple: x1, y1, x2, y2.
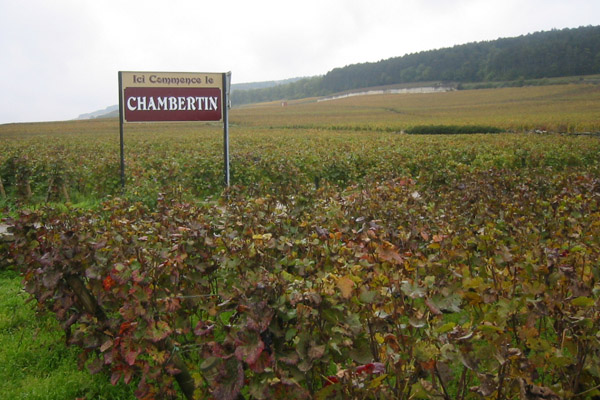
(232, 25, 600, 105)
(79, 26, 600, 117)
(76, 105, 118, 120)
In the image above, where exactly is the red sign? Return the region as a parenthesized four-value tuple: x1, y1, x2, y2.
(123, 87, 222, 122)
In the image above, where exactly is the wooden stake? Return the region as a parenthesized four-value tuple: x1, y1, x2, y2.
(61, 182, 71, 203)
(65, 275, 107, 321)
(0, 175, 5, 199)
(24, 181, 32, 200)
(46, 177, 55, 203)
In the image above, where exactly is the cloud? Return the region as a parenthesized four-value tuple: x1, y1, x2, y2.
(0, 0, 598, 123)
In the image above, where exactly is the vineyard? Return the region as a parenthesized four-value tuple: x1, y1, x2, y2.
(2, 83, 600, 399)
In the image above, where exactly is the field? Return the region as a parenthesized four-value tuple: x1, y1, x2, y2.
(1, 83, 600, 399)
(1, 84, 599, 210)
(233, 84, 600, 132)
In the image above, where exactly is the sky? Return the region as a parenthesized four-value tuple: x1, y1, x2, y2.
(0, 0, 598, 124)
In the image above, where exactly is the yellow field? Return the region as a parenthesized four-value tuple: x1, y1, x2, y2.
(233, 83, 600, 132)
(1, 83, 599, 138)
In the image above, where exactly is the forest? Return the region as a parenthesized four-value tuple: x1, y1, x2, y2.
(232, 25, 600, 105)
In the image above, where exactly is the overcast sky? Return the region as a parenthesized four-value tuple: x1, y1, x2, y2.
(0, 0, 598, 124)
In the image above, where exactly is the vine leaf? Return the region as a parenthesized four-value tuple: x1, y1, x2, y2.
(571, 296, 595, 307)
(401, 281, 425, 299)
(336, 276, 355, 299)
(149, 321, 172, 342)
(100, 339, 113, 352)
(349, 337, 372, 364)
(308, 343, 326, 360)
(213, 358, 244, 400)
(111, 370, 122, 386)
(124, 345, 142, 366)
(518, 378, 561, 400)
(377, 244, 404, 264)
(234, 331, 265, 365)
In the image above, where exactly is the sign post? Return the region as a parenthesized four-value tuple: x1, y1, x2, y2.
(223, 72, 231, 187)
(118, 71, 231, 188)
(118, 72, 126, 189)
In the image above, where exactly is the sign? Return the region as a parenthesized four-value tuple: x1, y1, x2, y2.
(119, 71, 224, 122)
(118, 71, 232, 188)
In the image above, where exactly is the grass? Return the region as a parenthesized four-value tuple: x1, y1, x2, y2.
(0, 270, 136, 400)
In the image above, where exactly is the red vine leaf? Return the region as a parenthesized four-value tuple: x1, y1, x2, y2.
(213, 358, 244, 400)
(234, 331, 265, 365)
(149, 320, 172, 342)
(110, 370, 121, 386)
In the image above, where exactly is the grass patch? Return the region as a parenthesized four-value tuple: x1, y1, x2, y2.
(405, 125, 504, 134)
(0, 270, 136, 399)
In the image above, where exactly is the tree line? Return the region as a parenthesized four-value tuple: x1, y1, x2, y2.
(232, 25, 600, 106)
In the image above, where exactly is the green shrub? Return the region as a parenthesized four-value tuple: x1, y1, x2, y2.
(405, 124, 503, 134)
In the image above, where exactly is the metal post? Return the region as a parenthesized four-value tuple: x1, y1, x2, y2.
(222, 72, 231, 187)
(118, 71, 125, 189)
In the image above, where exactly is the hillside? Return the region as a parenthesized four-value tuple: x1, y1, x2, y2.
(232, 25, 600, 105)
(78, 26, 600, 118)
(231, 77, 305, 92)
(75, 105, 118, 120)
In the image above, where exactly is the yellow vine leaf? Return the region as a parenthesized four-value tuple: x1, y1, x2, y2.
(336, 276, 355, 299)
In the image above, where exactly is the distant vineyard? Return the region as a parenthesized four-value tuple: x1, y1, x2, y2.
(1, 125, 600, 207)
(3, 84, 598, 207)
